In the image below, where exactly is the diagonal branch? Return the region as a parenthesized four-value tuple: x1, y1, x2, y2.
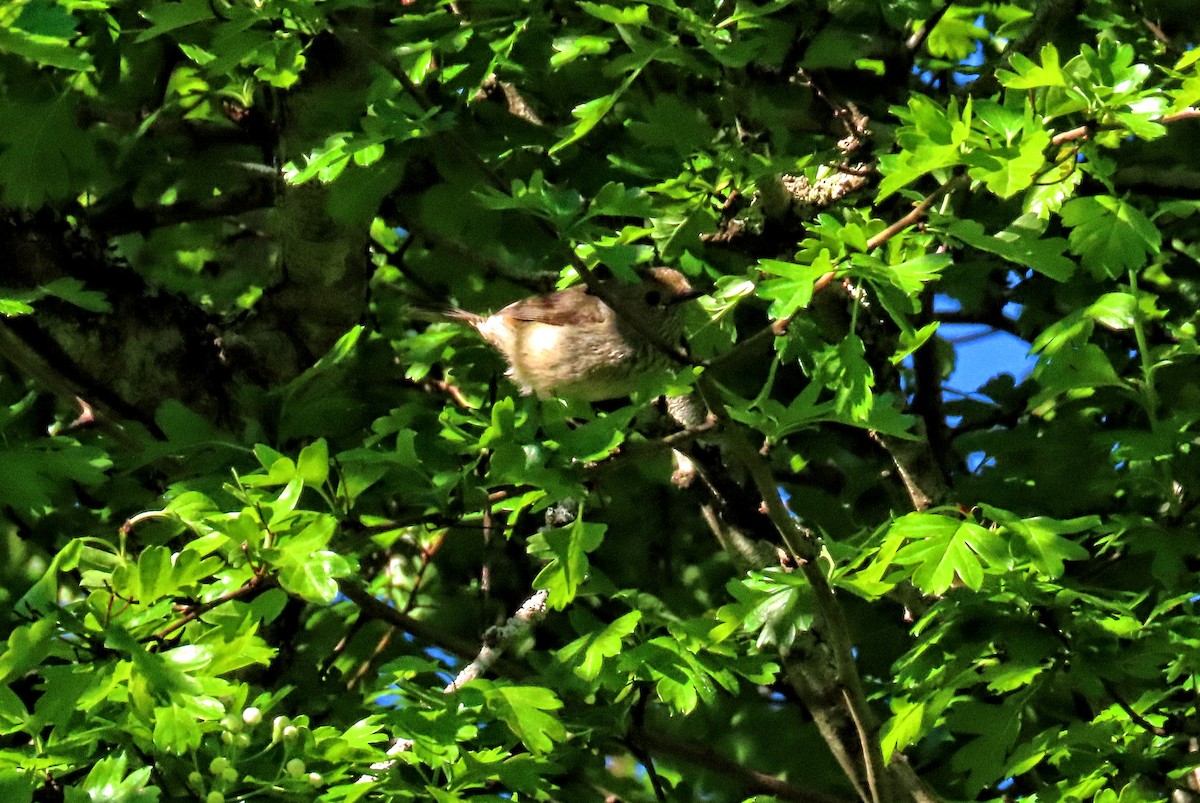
(338, 580, 486, 662)
(704, 393, 894, 802)
(640, 729, 855, 803)
(906, 0, 959, 53)
(443, 589, 548, 692)
(0, 322, 147, 449)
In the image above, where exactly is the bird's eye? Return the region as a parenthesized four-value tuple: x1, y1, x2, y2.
(643, 290, 662, 306)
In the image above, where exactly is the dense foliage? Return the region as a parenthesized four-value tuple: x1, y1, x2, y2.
(4, 0, 1200, 800)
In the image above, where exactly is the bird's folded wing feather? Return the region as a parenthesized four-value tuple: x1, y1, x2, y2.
(496, 286, 608, 325)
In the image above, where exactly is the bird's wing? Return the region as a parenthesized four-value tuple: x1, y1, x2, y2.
(497, 286, 608, 325)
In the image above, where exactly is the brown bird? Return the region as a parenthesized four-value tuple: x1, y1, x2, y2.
(439, 268, 697, 401)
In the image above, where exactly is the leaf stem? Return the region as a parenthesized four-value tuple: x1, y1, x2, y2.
(1127, 268, 1159, 423)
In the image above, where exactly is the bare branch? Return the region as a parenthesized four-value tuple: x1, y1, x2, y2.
(354, 588, 550, 784)
(443, 589, 549, 692)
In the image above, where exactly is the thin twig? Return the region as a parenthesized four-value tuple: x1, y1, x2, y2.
(1051, 108, 1200, 145)
(1163, 109, 1200, 124)
(1050, 124, 1092, 145)
(794, 69, 868, 148)
(338, 581, 484, 661)
(844, 687, 883, 803)
(1102, 679, 1170, 737)
(628, 687, 669, 802)
(347, 547, 438, 690)
(153, 574, 272, 642)
(865, 172, 969, 251)
(1142, 17, 1173, 49)
(906, 0, 958, 53)
(347, 625, 399, 691)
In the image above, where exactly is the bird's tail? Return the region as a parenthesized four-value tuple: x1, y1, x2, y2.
(404, 305, 483, 325)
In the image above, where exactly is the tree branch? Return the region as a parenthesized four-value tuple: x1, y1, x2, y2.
(338, 580, 487, 663)
(640, 729, 855, 803)
(710, 411, 893, 802)
(0, 322, 146, 449)
(443, 589, 548, 692)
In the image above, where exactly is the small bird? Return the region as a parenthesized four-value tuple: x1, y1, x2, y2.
(436, 268, 697, 401)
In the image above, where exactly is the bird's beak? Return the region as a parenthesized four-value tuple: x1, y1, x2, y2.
(667, 289, 705, 305)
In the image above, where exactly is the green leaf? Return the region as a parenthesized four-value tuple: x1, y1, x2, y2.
(156, 400, 225, 447)
(965, 128, 1049, 198)
(876, 96, 967, 200)
(943, 217, 1075, 281)
(552, 93, 620, 155)
(1086, 292, 1137, 330)
(41, 278, 111, 313)
(579, 2, 649, 25)
(0, 768, 34, 803)
(890, 513, 1007, 594)
(152, 702, 202, 754)
(947, 702, 1021, 796)
(551, 51, 656, 153)
(15, 540, 84, 615)
(626, 94, 715, 153)
(881, 252, 953, 295)
(137, 546, 175, 600)
(616, 636, 722, 714)
(0, 27, 90, 71)
(812, 335, 875, 422)
(0, 441, 112, 512)
(588, 182, 652, 218)
(1014, 521, 1092, 578)
(551, 408, 636, 463)
(1030, 343, 1126, 407)
(925, 12, 988, 61)
(34, 663, 96, 732)
(532, 514, 606, 609)
(881, 696, 925, 762)
(997, 44, 1065, 89)
(0, 297, 35, 316)
(982, 505, 1095, 578)
(0, 618, 56, 684)
(136, 0, 213, 42)
(803, 25, 875, 70)
(891, 322, 939, 365)
(75, 753, 159, 801)
(13, 0, 78, 38)
(0, 98, 97, 207)
(485, 685, 565, 755)
(714, 570, 816, 649)
(297, 438, 330, 487)
(757, 254, 831, 320)
(0, 682, 30, 734)
(729, 380, 831, 441)
(557, 610, 641, 681)
(652, 207, 715, 261)
(265, 517, 353, 603)
(550, 34, 612, 68)
(1060, 196, 1161, 278)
